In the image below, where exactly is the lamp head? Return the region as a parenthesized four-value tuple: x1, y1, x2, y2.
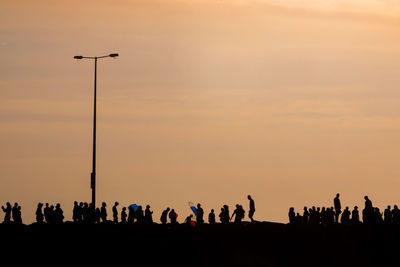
(109, 53, 119, 58)
(74, 56, 83, 60)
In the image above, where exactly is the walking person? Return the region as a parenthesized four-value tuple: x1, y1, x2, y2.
(248, 195, 255, 222)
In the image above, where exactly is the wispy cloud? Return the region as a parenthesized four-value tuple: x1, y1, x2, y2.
(225, 0, 400, 17)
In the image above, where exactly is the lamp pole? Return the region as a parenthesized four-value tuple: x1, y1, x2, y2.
(74, 53, 119, 208)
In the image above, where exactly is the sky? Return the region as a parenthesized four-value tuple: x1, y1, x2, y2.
(1, 0, 400, 224)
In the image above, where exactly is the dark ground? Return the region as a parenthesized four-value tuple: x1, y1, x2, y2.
(1, 222, 399, 266)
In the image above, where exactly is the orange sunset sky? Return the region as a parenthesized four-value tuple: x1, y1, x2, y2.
(1, 0, 400, 223)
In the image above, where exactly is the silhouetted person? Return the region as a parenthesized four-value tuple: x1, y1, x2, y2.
(72, 201, 79, 223)
(169, 209, 178, 224)
(231, 204, 245, 223)
(364, 196, 373, 224)
(112, 202, 119, 224)
(316, 207, 321, 224)
(128, 206, 135, 224)
(18, 206, 23, 224)
(219, 208, 226, 224)
(89, 203, 96, 223)
(308, 207, 315, 224)
(248, 195, 255, 222)
(136, 206, 144, 223)
(1, 202, 12, 223)
(223, 205, 230, 223)
(326, 207, 336, 224)
(36, 203, 44, 223)
(364, 196, 373, 210)
(95, 208, 101, 224)
(121, 207, 127, 223)
(303, 207, 309, 224)
(196, 204, 204, 224)
(44, 203, 50, 223)
(310, 206, 318, 224)
(54, 203, 64, 224)
(82, 202, 89, 223)
(77, 202, 84, 222)
(375, 208, 383, 224)
(351, 206, 360, 224)
(12, 203, 19, 223)
(288, 207, 295, 224)
(160, 208, 170, 225)
(100, 202, 107, 223)
(384, 205, 392, 224)
(334, 193, 341, 223)
(392, 205, 400, 224)
(341, 206, 350, 224)
(185, 214, 193, 224)
(145, 205, 153, 224)
(208, 209, 216, 224)
(319, 207, 326, 224)
(295, 212, 302, 224)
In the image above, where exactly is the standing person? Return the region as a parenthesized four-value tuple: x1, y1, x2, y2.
(288, 207, 296, 224)
(77, 202, 84, 222)
(82, 203, 89, 223)
(49, 205, 55, 224)
(223, 205, 230, 223)
(136, 206, 144, 223)
(12, 203, 19, 223)
(121, 207, 127, 223)
(44, 203, 50, 223)
(160, 208, 170, 225)
(384, 206, 392, 224)
(100, 202, 107, 223)
(169, 209, 178, 224)
(303, 207, 309, 224)
(36, 203, 44, 223)
(340, 207, 351, 224)
(334, 193, 341, 223)
(15, 205, 22, 224)
(112, 202, 119, 224)
(55, 203, 64, 224)
(73, 201, 79, 223)
(364, 196, 373, 210)
(127, 206, 135, 224)
(196, 204, 204, 224)
(89, 203, 96, 223)
(248, 195, 255, 222)
(219, 208, 225, 224)
(392, 205, 400, 224)
(364, 196, 373, 224)
(145, 205, 153, 224)
(95, 208, 101, 224)
(1, 202, 12, 223)
(208, 209, 216, 224)
(351, 206, 360, 224)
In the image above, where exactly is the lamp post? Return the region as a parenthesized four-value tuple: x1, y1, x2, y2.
(74, 53, 119, 208)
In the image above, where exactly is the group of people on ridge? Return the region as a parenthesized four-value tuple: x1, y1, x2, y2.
(1, 195, 257, 225)
(289, 194, 400, 225)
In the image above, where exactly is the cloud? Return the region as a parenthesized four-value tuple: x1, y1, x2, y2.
(220, 0, 400, 17)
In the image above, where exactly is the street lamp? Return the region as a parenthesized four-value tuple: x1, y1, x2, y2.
(74, 53, 119, 208)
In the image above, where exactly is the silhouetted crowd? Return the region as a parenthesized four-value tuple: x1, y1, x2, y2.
(7, 194, 399, 226)
(289, 194, 400, 225)
(1, 195, 257, 225)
